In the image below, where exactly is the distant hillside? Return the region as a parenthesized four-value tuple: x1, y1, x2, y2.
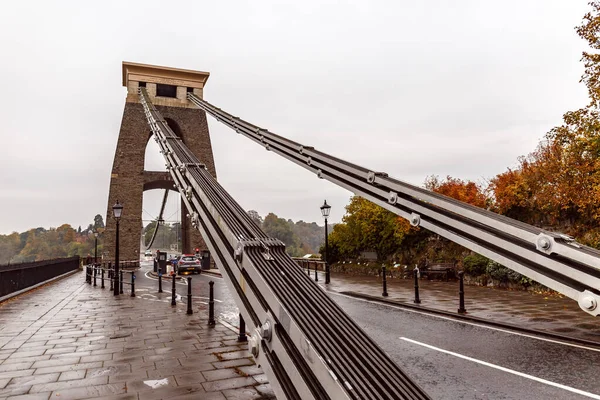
(0, 214, 105, 264)
(247, 210, 330, 257)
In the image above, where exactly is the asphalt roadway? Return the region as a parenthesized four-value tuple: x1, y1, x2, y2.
(131, 262, 600, 399)
(329, 292, 600, 400)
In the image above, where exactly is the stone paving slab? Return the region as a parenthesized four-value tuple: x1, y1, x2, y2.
(0, 272, 274, 400)
(319, 272, 600, 344)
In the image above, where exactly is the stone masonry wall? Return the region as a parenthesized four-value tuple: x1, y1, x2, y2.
(104, 101, 216, 262)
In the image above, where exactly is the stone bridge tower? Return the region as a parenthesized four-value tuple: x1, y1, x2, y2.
(104, 62, 216, 262)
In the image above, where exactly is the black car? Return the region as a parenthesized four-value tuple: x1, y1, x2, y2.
(177, 255, 202, 274)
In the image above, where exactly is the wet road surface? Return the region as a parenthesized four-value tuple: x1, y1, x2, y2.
(127, 260, 240, 327)
(329, 292, 600, 400)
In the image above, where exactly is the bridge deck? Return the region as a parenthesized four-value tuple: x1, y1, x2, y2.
(0, 271, 271, 399)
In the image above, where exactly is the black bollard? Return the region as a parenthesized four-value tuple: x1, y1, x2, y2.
(158, 268, 163, 293)
(171, 273, 176, 306)
(186, 277, 193, 315)
(382, 265, 388, 297)
(109, 264, 113, 291)
(458, 271, 467, 313)
(101, 268, 105, 289)
(131, 272, 135, 297)
(120, 270, 124, 294)
(86, 266, 90, 284)
(93, 266, 97, 287)
(413, 268, 421, 304)
(314, 263, 318, 282)
(208, 281, 215, 327)
(238, 314, 247, 342)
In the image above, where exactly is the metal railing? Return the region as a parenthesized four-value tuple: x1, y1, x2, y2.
(0, 257, 80, 298)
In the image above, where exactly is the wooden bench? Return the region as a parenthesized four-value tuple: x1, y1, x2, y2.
(421, 263, 457, 281)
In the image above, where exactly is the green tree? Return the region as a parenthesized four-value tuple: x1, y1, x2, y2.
(262, 213, 302, 256)
(247, 210, 263, 227)
(462, 253, 488, 276)
(323, 197, 411, 263)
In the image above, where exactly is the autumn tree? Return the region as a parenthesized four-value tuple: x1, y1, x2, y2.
(424, 175, 489, 208)
(490, 2, 600, 248)
(397, 176, 491, 265)
(577, 1, 600, 106)
(0, 232, 21, 264)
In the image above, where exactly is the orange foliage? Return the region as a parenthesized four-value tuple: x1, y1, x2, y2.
(490, 109, 600, 239)
(488, 3, 600, 248)
(424, 175, 489, 208)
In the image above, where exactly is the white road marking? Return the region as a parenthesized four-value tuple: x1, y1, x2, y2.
(141, 271, 223, 303)
(328, 291, 600, 353)
(144, 271, 222, 285)
(143, 271, 188, 285)
(191, 296, 222, 303)
(400, 337, 600, 399)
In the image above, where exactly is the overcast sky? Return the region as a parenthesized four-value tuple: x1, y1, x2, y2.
(0, 0, 591, 234)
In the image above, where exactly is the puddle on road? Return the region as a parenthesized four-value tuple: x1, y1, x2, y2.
(220, 310, 241, 327)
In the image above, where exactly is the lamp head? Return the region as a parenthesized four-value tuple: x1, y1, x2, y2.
(320, 200, 331, 218)
(113, 201, 123, 220)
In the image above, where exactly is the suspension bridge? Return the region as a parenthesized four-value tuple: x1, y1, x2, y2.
(91, 62, 600, 400)
(2, 61, 599, 400)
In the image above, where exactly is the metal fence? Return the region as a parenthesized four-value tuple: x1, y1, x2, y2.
(0, 256, 80, 298)
(95, 260, 140, 270)
(291, 257, 326, 271)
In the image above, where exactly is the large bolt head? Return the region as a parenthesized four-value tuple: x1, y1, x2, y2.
(367, 172, 375, 183)
(261, 321, 272, 342)
(388, 192, 397, 204)
(582, 296, 597, 311)
(410, 214, 420, 227)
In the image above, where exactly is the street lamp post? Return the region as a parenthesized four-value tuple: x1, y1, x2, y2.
(93, 231, 99, 266)
(320, 200, 331, 284)
(113, 201, 123, 296)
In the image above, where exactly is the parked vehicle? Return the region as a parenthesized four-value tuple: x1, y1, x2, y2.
(177, 254, 201, 274)
(144, 250, 153, 257)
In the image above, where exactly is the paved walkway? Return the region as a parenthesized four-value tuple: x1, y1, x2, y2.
(317, 271, 600, 344)
(0, 272, 273, 400)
